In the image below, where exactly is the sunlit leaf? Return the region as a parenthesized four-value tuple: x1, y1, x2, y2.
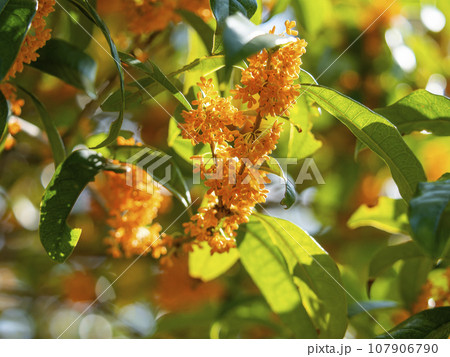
(292, 0, 331, 37)
(237, 218, 318, 338)
(301, 84, 427, 201)
(30, 39, 97, 98)
(223, 13, 292, 68)
(189, 241, 239, 282)
(375, 90, 450, 136)
(253, 214, 348, 338)
(348, 197, 410, 235)
(39, 150, 120, 262)
(177, 9, 214, 54)
(260, 158, 296, 209)
(408, 173, 450, 258)
(0, 0, 37, 81)
(376, 307, 450, 339)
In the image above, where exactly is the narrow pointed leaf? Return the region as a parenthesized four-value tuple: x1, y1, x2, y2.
(301, 84, 427, 201)
(375, 90, 450, 136)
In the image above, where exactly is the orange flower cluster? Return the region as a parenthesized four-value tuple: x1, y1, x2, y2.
(94, 137, 173, 259)
(180, 22, 306, 254)
(0, 0, 55, 115)
(122, 0, 212, 35)
(233, 21, 307, 117)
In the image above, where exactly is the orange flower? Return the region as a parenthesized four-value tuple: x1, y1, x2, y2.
(93, 137, 173, 259)
(179, 77, 247, 146)
(180, 21, 305, 254)
(232, 21, 307, 117)
(1, 0, 55, 116)
(2, 117, 22, 151)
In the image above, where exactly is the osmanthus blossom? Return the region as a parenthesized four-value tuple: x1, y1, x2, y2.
(0, 0, 55, 148)
(180, 21, 307, 254)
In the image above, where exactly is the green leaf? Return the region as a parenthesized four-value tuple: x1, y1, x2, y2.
(253, 214, 348, 338)
(375, 90, 450, 136)
(102, 53, 207, 111)
(189, 241, 239, 282)
(223, 13, 292, 68)
(101, 143, 192, 208)
(39, 150, 114, 262)
(0, 0, 37, 81)
(210, 0, 257, 29)
(0, 91, 8, 138)
(69, 0, 125, 148)
(30, 39, 97, 98)
(237, 218, 318, 338)
(119, 53, 192, 110)
(398, 257, 433, 309)
(266, 0, 290, 19)
(408, 174, 450, 258)
(348, 197, 410, 235)
(301, 84, 427, 201)
(292, 0, 331, 37)
(67, 0, 96, 50)
(368, 241, 427, 279)
(376, 307, 450, 339)
(177, 9, 214, 54)
(260, 158, 296, 209)
(18, 87, 66, 166)
(348, 300, 399, 318)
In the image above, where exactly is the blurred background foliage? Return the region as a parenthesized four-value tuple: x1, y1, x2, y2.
(0, 0, 449, 338)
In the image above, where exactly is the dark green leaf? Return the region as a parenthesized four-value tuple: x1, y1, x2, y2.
(399, 258, 433, 309)
(0, 0, 37, 81)
(375, 90, 450, 136)
(348, 197, 411, 235)
(348, 301, 399, 318)
(260, 158, 296, 209)
(223, 13, 292, 68)
(0, 91, 8, 138)
(30, 39, 97, 98)
(67, 0, 96, 50)
(69, 0, 125, 148)
(368, 241, 427, 279)
(253, 214, 348, 338)
(189, 241, 239, 282)
(210, 0, 257, 29)
(301, 84, 427, 201)
(177, 9, 214, 54)
(39, 150, 115, 262)
(18, 86, 66, 166)
(237, 218, 318, 338)
(376, 307, 450, 339)
(408, 173, 450, 258)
